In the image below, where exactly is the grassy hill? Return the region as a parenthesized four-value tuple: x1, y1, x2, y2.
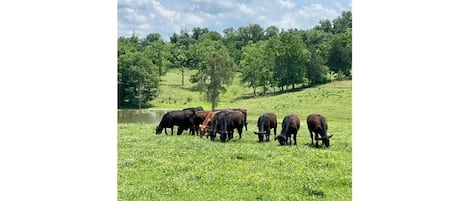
(151, 68, 351, 122)
(119, 68, 352, 200)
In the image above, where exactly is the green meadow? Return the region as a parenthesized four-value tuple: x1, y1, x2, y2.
(119, 69, 352, 200)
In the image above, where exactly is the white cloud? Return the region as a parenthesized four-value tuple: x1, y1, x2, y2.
(151, 1, 178, 19)
(276, 0, 295, 10)
(118, 0, 351, 39)
(238, 3, 255, 15)
(302, 3, 340, 19)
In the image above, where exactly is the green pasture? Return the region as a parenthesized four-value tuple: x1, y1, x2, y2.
(119, 69, 352, 200)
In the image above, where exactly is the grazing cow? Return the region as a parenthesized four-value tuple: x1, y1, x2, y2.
(199, 111, 221, 138)
(183, 106, 204, 135)
(307, 114, 333, 148)
(275, 114, 300, 146)
(155, 110, 195, 135)
(233, 108, 248, 131)
(209, 110, 245, 142)
(254, 112, 277, 142)
(219, 108, 248, 131)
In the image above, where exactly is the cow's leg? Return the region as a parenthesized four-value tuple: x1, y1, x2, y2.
(177, 127, 184, 135)
(293, 133, 297, 145)
(273, 127, 277, 139)
(170, 127, 174, 135)
(266, 129, 270, 142)
(309, 129, 314, 145)
(189, 127, 194, 135)
(237, 127, 243, 139)
(315, 132, 320, 148)
(209, 131, 215, 141)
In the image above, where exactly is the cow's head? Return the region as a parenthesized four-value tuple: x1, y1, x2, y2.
(155, 125, 163, 134)
(317, 134, 334, 148)
(254, 131, 266, 142)
(199, 125, 207, 137)
(275, 135, 287, 146)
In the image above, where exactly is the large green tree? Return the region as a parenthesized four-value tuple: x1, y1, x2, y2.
(274, 32, 311, 90)
(118, 50, 159, 108)
(239, 40, 273, 96)
(190, 39, 237, 110)
(327, 28, 352, 77)
(143, 37, 170, 79)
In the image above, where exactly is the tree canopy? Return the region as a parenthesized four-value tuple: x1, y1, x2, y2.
(117, 11, 352, 108)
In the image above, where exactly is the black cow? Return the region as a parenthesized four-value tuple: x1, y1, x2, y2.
(209, 110, 245, 142)
(254, 112, 277, 142)
(275, 114, 300, 146)
(218, 108, 248, 131)
(307, 114, 333, 148)
(183, 106, 204, 135)
(155, 110, 195, 135)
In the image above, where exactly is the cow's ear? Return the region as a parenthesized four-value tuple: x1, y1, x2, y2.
(328, 134, 334, 139)
(254, 132, 259, 134)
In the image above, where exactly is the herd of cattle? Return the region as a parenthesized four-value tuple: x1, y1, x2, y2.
(155, 106, 333, 147)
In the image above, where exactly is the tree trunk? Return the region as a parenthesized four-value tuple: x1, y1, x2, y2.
(292, 83, 295, 89)
(253, 87, 257, 96)
(181, 67, 184, 86)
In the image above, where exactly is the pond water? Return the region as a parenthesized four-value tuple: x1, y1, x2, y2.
(118, 109, 178, 124)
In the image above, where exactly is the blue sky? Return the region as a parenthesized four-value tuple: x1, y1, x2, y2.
(118, 0, 352, 40)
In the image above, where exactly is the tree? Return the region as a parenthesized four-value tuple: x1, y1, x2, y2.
(239, 41, 273, 96)
(169, 29, 196, 85)
(327, 29, 352, 77)
(264, 25, 279, 40)
(223, 27, 243, 65)
(143, 33, 163, 46)
(333, 11, 352, 34)
(190, 39, 237, 110)
(143, 37, 170, 78)
(274, 32, 311, 90)
(316, 19, 334, 33)
(305, 48, 328, 86)
(118, 51, 160, 108)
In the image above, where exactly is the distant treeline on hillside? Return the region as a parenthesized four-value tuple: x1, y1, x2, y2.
(118, 11, 351, 109)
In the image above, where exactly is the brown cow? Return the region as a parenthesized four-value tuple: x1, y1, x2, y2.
(307, 114, 333, 148)
(254, 112, 277, 142)
(199, 111, 221, 138)
(275, 113, 300, 146)
(193, 110, 209, 135)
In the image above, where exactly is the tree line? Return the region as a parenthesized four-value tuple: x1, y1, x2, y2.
(118, 11, 352, 109)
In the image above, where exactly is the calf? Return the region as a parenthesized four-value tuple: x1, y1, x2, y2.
(155, 110, 195, 135)
(275, 114, 300, 146)
(254, 112, 277, 142)
(307, 114, 333, 148)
